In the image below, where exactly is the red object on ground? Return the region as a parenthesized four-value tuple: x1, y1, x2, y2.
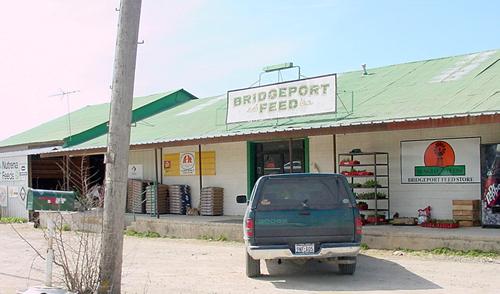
(366, 215, 386, 224)
(421, 222, 459, 229)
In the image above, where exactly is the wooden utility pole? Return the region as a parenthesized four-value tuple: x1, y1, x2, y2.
(98, 1, 142, 293)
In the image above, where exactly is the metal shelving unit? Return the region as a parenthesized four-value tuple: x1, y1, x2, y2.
(338, 152, 390, 225)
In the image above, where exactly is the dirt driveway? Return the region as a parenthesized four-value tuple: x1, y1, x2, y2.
(1, 224, 498, 294)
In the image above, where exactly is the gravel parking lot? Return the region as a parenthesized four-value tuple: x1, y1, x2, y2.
(1, 224, 499, 294)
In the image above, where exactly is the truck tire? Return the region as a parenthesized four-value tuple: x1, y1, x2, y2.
(246, 251, 260, 277)
(338, 262, 356, 275)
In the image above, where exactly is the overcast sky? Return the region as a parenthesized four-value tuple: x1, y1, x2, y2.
(1, 0, 499, 141)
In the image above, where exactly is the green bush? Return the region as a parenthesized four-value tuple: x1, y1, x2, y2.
(199, 234, 228, 242)
(0, 217, 28, 224)
(124, 229, 161, 238)
(429, 247, 498, 258)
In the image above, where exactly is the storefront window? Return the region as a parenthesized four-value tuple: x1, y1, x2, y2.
(254, 139, 305, 180)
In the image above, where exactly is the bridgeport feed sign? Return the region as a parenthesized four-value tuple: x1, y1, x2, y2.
(226, 74, 336, 124)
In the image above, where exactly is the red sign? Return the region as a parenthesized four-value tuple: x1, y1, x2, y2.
(424, 141, 455, 167)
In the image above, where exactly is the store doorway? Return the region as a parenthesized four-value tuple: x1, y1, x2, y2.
(248, 139, 308, 193)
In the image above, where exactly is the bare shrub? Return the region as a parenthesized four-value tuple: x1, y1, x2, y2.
(17, 156, 105, 293)
(57, 156, 104, 210)
(49, 212, 102, 294)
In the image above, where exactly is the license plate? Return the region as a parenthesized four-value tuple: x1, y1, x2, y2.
(295, 243, 315, 255)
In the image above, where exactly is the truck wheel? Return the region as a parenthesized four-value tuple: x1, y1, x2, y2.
(246, 251, 260, 277)
(338, 262, 356, 275)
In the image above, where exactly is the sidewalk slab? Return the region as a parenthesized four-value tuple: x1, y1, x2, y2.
(363, 225, 500, 252)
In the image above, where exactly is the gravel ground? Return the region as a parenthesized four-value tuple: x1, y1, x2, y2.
(1, 224, 499, 294)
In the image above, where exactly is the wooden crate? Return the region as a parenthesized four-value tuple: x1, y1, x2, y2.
(452, 210, 479, 216)
(453, 214, 480, 221)
(452, 200, 481, 226)
(452, 200, 480, 211)
(392, 217, 417, 225)
(458, 220, 481, 227)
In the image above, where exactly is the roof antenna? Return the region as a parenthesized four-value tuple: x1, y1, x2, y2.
(361, 64, 368, 75)
(49, 89, 80, 139)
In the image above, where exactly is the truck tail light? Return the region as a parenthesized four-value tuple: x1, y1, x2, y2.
(355, 216, 363, 235)
(245, 218, 254, 237)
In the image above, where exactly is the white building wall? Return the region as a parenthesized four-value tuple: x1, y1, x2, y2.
(161, 142, 247, 216)
(129, 149, 157, 181)
(308, 123, 500, 219)
(309, 135, 335, 173)
(128, 123, 498, 218)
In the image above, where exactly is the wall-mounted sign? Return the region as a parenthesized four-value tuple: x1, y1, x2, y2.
(19, 187, 26, 201)
(401, 137, 480, 184)
(128, 164, 144, 180)
(163, 153, 179, 176)
(0, 156, 28, 184)
(180, 152, 196, 176)
(0, 155, 29, 216)
(226, 74, 337, 124)
(163, 152, 216, 176)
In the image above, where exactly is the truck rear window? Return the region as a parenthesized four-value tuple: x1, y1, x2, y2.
(256, 176, 352, 211)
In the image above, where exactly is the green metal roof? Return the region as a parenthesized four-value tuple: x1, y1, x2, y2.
(0, 89, 197, 148)
(62, 49, 500, 153)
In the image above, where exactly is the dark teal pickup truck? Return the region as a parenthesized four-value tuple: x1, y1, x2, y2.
(237, 173, 362, 277)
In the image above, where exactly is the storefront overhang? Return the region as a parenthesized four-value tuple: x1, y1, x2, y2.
(0, 140, 63, 154)
(40, 112, 500, 158)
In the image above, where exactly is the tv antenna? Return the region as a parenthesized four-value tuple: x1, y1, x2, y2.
(49, 89, 80, 139)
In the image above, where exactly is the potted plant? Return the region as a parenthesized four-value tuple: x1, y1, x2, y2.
(340, 158, 360, 166)
(362, 179, 381, 188)
(357, 201, 368, 210)
(350, 182, 363, 188)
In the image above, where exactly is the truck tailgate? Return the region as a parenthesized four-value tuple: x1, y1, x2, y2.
(254, 208, 355, 244)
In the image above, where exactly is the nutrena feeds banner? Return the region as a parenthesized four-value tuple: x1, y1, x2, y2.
(0, 155, 29, 217)
(401, 137, 480, 184)
(226, 74, 336, 124)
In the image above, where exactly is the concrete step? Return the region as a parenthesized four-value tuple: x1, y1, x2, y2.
(125, 217, 500, 252)
(363, 225, 500, 252)
(128, 218, 242, 241)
